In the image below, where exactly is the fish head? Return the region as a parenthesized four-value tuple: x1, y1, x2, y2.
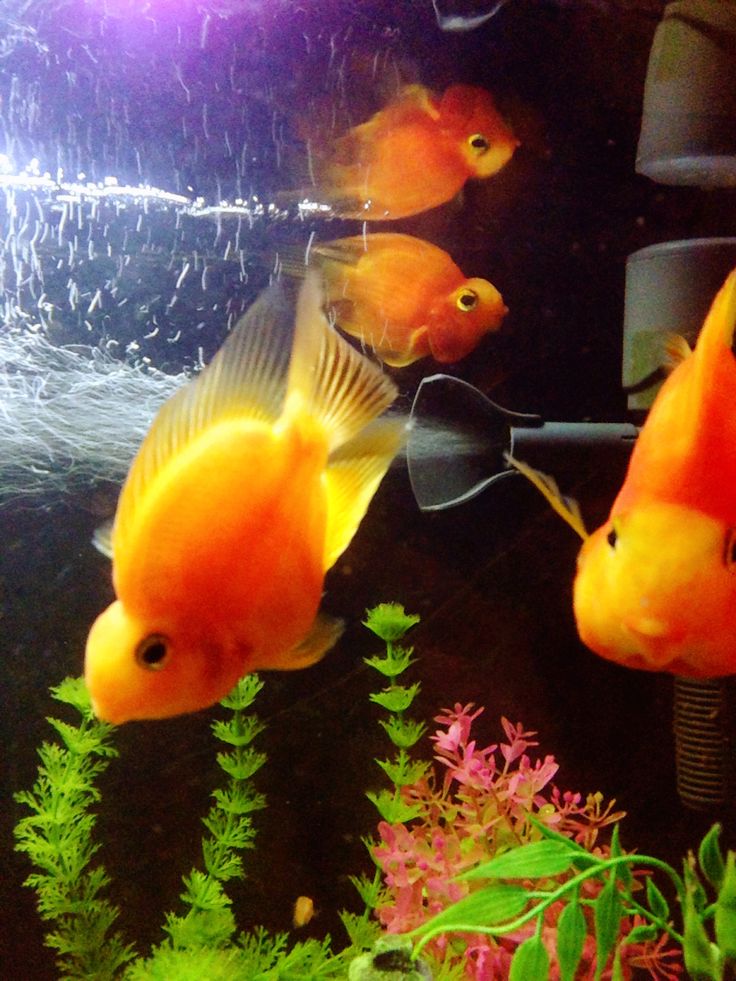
(437, 84, 519, 179)
(573, 501, 736, 677)
(426, 278, 507, 363)
(85, 600, 246, 723)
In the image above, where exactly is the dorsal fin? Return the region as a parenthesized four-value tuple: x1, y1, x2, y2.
(112, 283, 295, 555)
(662, 332, 693, 370)
(284, 271, 397, 452)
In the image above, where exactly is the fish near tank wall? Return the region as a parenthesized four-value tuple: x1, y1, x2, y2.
(1, 0, 736, 977)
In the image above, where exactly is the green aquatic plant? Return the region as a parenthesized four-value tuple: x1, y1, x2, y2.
(407, 818, 736, 981)
(14, 673, 353, 979)
(131, 676, 268, 966)
(12, 605, 736, 980)
(343, 603, 431, 959)
(13, 677, 134, 980)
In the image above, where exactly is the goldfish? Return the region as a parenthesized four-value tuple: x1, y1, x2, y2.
(85, 273, 404, 723)
(571, 268, 736, 678)
(512, 269, 736, 678)
(303, 83, 518, 220)
(304, 233, 506, 367)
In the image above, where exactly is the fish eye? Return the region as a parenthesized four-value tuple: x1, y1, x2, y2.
(456, 289, 478, 312)
(606, 526, 618, 549)
(723, 527, 736, 573)
(135, 633, 171, 671)
(468, 133, 490, 154)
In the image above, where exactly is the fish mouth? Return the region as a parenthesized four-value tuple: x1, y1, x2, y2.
(617, 616, 686, 670)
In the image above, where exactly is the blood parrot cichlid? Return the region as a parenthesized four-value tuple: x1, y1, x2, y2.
(303, 233, 507, 367)
(305, 83, 518, 220)
(571, 268, 736, 677)
(85, 273, 404, 723)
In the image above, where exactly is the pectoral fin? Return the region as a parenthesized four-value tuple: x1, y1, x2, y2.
(265, 613, 345, 670)
(504, 452, 588, 541)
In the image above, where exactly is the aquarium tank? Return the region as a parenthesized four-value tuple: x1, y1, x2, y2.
(2, 0, 736, 978)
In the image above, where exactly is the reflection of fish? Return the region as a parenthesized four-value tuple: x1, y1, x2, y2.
(307, 233, 506, 367)
(572, 269, 736, 677)
(432, 0, 514, 32)
(85, 273, 404, 723)
(305, 83, 518, 220)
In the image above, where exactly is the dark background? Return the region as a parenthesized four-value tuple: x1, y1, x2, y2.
(1, 0, 734, 976)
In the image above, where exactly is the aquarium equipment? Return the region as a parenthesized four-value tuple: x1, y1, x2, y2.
(406, 373, 638, 513)
(623, 238, 736, 410)
(636, 0, 736, 186)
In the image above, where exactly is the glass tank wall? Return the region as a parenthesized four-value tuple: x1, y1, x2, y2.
(1, 1, 735, 978)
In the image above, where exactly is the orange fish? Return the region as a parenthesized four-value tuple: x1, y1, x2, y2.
(514, 269, 736, 678)
(85, 273, 404, 723)
(304, 83, 518, 220)
(305, 233, 506, 367)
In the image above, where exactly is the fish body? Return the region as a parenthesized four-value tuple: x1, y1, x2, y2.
(311, 233, 506, 366)
(311, 84, 518, 220)
(574, 268, 736, 677)
(85, 274, 404, 722)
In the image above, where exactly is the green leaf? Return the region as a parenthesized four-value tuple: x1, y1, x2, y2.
(374, 753, 430, 788)
(211, 715, 265, 748)
(509, 931, 550, 981)
(338, 909, 382, 950)
(412, 883, 529, 937)
(378, 717, 426, 750)
(216, 747, 266, 781)
(50, 677, 93, 716)
(698, 823, 725, 891)
(645, 876, 670, 921)
(363, 647, 416, 679)
(715, 850, 736, 962)
(219, 675, 263, 711)
(365, 789, 422, 824)
(370, 683, 421, 713)
(610, 825, 632, 888)
(349, 873, 382, 910)
(610, 945, 625, 981)
(363, 604, 420, 641)
(211, 786, 266, 816)
(594, 876, 622, 980)
(683, 859, 722, 981)
(528, 815, 590, 854)
(624, 923, 660, 944)
(460, 839, 578, 881)
(683, 853, 709, 914)
(556, 891, 586, 981)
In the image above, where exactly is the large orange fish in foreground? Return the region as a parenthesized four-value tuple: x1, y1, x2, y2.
(306, 233, 507, 366)
(521, 268, 736, 678)
(85, 274, 404, 723)
(305, 83, 518, 220)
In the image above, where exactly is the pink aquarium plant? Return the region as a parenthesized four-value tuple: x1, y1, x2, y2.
(371, 703, 683, 979)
